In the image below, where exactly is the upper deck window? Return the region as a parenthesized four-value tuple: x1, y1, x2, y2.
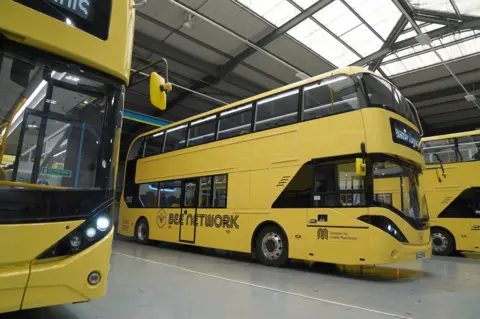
(303, 75, 359, 120)
(218, 104, 252, 140)
(362, 74, 418, 127)
(423, 134, 480, 164)
(144, 132, 164, 157)
(15, 0, 112, 40)
(164, 125, 188, 153)
(255, 90, 299, 131)
(187, 115, 216, 147)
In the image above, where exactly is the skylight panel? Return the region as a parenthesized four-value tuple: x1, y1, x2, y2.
(263, 1, 300, 27)
(453, 0, 480, 16)
(438, 37, 480, 60)
(235, 0, 299, 27)
(345, 0, 402, 40)
(236, 0, 282, 16)
(408, 0, 455, 13)
(288, 19, 358, 67)
(382, 61, 408, 75)
(396, 23, 416, 42)
(292, 0, 318, 9)
(421, 23, 444, 33)
(382, 30, 480, 76)
(313, 1, 382, 56)
(313, 1, 361, 37)
(341, 24, 384, 56)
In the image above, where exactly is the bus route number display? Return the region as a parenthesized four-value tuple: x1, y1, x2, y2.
(46, 0, 95, 20)
(390, 118, 421, 152)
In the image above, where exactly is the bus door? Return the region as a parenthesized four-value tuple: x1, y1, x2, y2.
(179, 179, 198, 243)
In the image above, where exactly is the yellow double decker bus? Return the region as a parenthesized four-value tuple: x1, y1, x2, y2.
(422, 130, 480, 255)
(0, 0, 169, 313)
(119, 66, 431, 267)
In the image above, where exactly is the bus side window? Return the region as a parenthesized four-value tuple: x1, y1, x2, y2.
(218, 104, 253, 140)
(199, 176, 212, 208)
(457, 135, 480, 162)
(158, 180, 182, 208)
(255, 89, 299, 132)
(303, 76, 359, 121)
(139, 183, 158, 208)
(127, 137, 145, 161)
(313, 160, 365, 208)
(188, 116, 216, 147)
(164, 125, 188, 153)
(213, 175, 227, 208)
(144, 132, 164, 157)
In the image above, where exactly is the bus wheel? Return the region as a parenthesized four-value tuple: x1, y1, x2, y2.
(431, 228, 455, 256)
(256, 225, 288, 267)
(135, 218, 150, 245)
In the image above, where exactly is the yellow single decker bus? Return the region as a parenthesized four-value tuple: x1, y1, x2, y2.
(0, 0, 170, 313)
(119, 66, 431, 267)
(422, 130, 480, 255)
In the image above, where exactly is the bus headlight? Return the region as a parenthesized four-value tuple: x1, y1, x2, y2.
(69, 234, 82, 249)
(37, 204, 114, 260)
(85, 227, 97, 239)
(96, 216, 110, 231)
(358, 215, 408, 243)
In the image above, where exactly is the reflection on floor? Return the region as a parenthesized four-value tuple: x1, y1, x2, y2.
(1, 238, 479, 319)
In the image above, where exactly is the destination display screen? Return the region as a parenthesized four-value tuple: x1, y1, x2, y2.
(390, 118, 421, 153)
(15, 0, 111, 40)
(45, 0, 96, 21)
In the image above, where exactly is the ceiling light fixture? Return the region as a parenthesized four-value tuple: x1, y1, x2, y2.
(183, 14, 194, 29)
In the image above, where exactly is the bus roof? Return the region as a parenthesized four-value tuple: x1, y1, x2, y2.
(138, 66, 372, 140)
(422, 129, 480, 142)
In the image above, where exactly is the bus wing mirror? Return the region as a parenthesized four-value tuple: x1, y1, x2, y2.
(355, 158, 366, 176)
(150, 72, 172, 111)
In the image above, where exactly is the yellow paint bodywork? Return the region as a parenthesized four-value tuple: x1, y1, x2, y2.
(0, 0, 135, 84)
(119, 98, 430, 265)
(423, 130, 480, 252)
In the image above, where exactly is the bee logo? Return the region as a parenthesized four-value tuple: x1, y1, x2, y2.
(157, 210, 167, 228)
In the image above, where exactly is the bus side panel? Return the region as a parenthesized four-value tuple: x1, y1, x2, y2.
(0, 265, 29, 313)
(22, 228, 114, 310)
(424, 161, 480, 252)
(304, 208, 370, 264)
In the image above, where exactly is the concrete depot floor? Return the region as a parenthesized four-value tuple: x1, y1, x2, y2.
(2, 238, 480, 319)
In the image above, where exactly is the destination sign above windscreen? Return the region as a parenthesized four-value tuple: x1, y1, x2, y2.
(46, 0, 95, 20)
(390, 118, 421, 153)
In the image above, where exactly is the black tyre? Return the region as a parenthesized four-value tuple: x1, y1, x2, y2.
(431, 228, 455, 256)
(135, 217, 150, 245)
(255, 225, 288, 267)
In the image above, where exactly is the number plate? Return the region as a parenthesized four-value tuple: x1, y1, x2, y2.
(416, 252, 426, 260)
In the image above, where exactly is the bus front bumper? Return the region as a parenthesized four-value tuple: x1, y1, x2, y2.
(20, 228, 114, 310)
(365, 238, 432, 265)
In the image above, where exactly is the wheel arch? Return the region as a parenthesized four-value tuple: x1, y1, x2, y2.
(431, 226, 456, 248)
